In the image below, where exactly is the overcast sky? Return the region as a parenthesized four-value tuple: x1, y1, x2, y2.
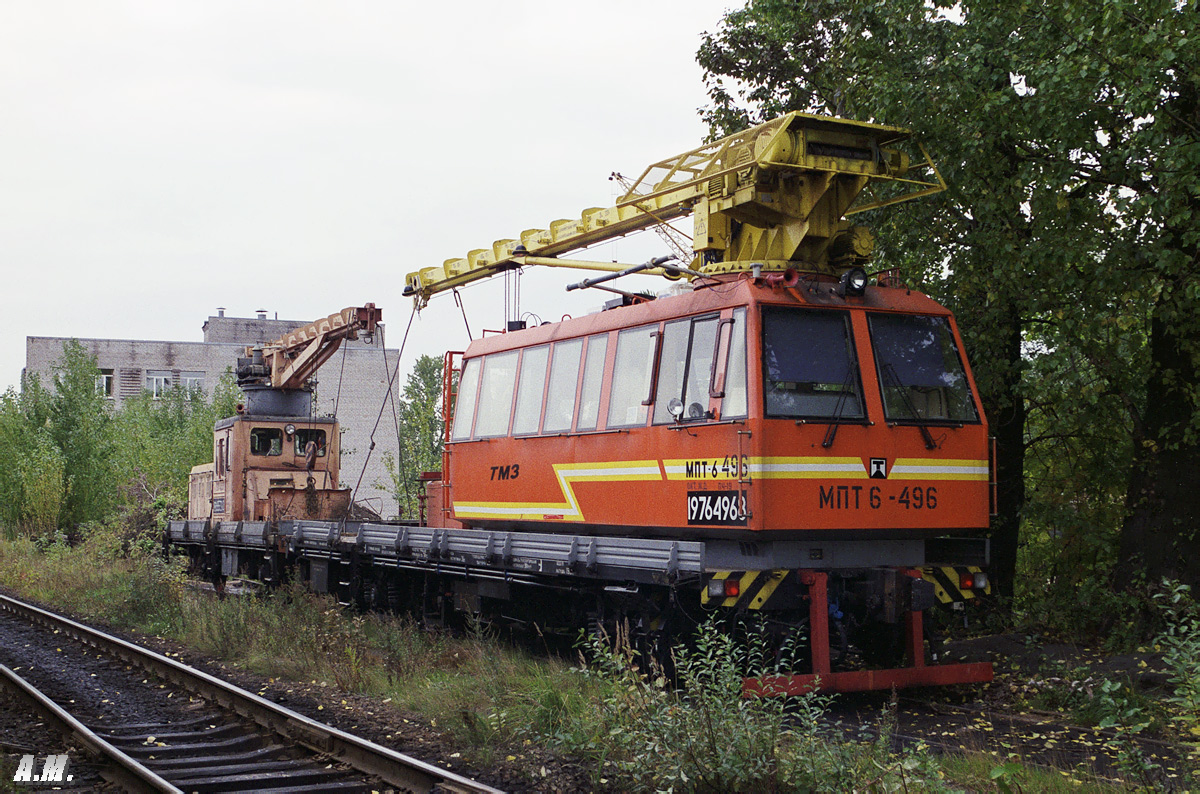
(1, 0, 736, 392)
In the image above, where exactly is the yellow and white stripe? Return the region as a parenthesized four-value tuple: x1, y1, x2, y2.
(454, 460, 662, 522)
(890, 459, 988, 481)
(455, 456, 988, 521)
(750, 457, 867, 479)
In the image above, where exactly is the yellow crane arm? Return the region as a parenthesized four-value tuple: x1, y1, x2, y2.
(403, 112, 945, 307)
(240, 304, 382, 391)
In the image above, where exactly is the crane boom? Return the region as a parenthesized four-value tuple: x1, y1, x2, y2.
(403, 112, 945, 307)
(236, 304, 382, 391)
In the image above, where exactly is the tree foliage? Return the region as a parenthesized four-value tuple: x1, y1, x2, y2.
(0, 342, 238, 538)
(382, 354, 445, 519)
(698, 0, 1200, 611)
(45, 340, 118, 527)
(111, 371, 240, 507)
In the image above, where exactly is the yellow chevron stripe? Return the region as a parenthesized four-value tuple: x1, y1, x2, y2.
(922, 565, 990, 604)
(748, 570, 786, 609)
(454, 460, 662, 522)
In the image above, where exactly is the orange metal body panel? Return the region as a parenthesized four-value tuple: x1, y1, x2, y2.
(438, 276, 990, 539)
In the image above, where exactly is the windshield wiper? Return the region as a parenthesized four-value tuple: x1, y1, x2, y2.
(881, 363, 938, 450)
(821, 368, 858, 449)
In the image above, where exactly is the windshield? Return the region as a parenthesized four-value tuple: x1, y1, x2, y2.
(762, 308, 864, 420)
(868, 314, 978, 423)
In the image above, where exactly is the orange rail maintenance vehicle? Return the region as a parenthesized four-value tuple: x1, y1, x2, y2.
(170, 112, 993, 692)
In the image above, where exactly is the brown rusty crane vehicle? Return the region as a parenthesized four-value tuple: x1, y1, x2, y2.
(185, 305, 381, 524)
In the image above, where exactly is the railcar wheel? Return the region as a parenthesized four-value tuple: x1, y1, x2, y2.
(385, 577, 405, 613)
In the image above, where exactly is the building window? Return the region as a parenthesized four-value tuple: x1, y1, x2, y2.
(180, 371, 205, 392)
(95, 369, 114, 398)
(145, 370, 172, 399)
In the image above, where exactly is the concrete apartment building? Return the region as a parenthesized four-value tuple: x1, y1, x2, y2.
(25, 310, 402, 519)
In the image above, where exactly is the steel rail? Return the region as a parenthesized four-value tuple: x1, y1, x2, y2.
(0, 663, 182, 793)
(0, 593, 501, 794)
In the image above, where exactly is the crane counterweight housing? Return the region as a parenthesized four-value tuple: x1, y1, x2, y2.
(170, 115, 993, 694)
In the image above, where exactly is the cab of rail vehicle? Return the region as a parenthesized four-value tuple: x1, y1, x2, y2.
(435, 268, 990, 541)
(188, 413, 345, 523)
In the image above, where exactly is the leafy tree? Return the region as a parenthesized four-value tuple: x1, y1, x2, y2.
(698, 0, 1038, 601)
(46, 340, 117, 528)
(382, 355, 445, 519)
(111, 371, 240, 508)
(697, 0, 1200, 603)
(18, 431, 66, 535)
(0, 389, 34, 535)
(0, 346, 241, 538)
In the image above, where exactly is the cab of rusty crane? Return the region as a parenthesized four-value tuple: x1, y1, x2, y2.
(187, 409, 349, 522)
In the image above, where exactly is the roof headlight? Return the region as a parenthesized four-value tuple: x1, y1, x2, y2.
(838, 267, 869, 297)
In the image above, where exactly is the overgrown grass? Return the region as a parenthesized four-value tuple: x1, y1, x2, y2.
(941, 752, 1127, 793)
(0, 535, 1185, 790)
(0, 532, 185, 635)
(0, 534, 599, 768)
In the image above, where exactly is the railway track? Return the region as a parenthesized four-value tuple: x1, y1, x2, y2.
(0, 593, 500, 793)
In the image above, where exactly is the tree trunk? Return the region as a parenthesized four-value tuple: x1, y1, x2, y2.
(988, 306, 1025, 602)
(1116, 66, 1200, 591)
(1116, 284, 1200, 589)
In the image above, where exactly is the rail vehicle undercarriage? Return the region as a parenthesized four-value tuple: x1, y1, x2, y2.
(167, 518, 992, 691)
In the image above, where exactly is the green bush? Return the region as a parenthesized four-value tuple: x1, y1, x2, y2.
(554, 619, 949, 792)
(1154, 581, 1200, 748)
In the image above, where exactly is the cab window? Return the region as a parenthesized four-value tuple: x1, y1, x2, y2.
(512, 345, 550, 436)
(250, 427, 283, 456)
(607, 326, 657, 428)
(576, 334, 608, 431)
(654, 314, 719, 423)
(762, 309, 864, 419)
(473, 351, 520, 437)
(294, 429, 327, 456)
(542, 339, 583, 433)
(869, 314, 979, 423)
(451, 358, 481, 441)
(722, 309, 748, 418)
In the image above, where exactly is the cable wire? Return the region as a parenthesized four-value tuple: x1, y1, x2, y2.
(351, 304, 417, 514)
